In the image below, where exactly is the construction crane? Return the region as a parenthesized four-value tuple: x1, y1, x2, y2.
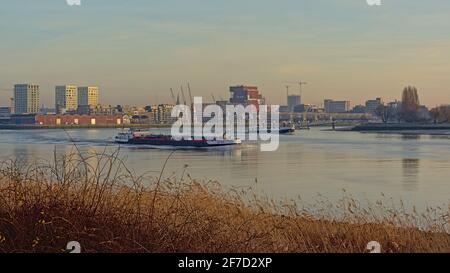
(169, 88, 177, 104)
(287, 81, 307, 97)
(187, 82, 193, 106)
(176, 93, 180, 105)
(285, 85, 291, 96)
(211, 94, 216, 104)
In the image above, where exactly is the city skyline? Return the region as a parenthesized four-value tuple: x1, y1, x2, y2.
(2, 0, 450, 107)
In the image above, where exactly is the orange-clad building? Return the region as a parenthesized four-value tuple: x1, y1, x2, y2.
(229, 85, 265, 109)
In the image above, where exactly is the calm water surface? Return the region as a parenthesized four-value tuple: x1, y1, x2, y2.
(0, 128, 449, 208)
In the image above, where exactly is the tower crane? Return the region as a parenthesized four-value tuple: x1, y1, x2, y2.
(287, 81, 307, 97)
(285, 85, 291, 96)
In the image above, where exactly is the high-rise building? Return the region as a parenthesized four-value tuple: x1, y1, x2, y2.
(287, 95, 301, 112)
(55, 85, 78, 113)
(78, 86, 99, 107)
(14, 84, 40, 114)
(324, 99, 351, 113)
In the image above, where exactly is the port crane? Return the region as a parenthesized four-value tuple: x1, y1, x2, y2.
(171, 83, 194, 106)
(180, 85, 187, 105)
(187, 82, 193, 106)
(169, 88, 177, 105)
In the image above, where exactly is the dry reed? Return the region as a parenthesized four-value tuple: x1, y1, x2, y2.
(0, 149, 449, 253)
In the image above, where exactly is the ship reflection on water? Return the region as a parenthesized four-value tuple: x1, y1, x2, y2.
(402, 158, 420, 191)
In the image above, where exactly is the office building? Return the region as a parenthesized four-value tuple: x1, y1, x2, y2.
(55, 85, 78, 113)
(324, 99, 351, 113)
(14, 84, 40, 114)
(365, 98, 383, 113)
(293, 104, 315, 113)
(287, 95, 301, 112)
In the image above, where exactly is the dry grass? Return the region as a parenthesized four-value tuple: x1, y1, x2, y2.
(0, 149, 449, 253)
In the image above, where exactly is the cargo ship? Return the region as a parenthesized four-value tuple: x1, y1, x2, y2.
(115, 130, 241, 147)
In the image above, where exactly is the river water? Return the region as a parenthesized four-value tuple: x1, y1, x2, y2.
(0, 128, 449, 209)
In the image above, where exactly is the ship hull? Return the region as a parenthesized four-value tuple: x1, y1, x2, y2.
(279, 129, 295, 134)
(118, 138, 240, 147)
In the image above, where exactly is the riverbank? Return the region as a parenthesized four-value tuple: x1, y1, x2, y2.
(351, 123, 450, 132)
(0, 123, 172, 130)
(0, 151, 448, 253)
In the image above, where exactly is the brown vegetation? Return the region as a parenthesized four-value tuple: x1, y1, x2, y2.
(0, 150, 449, 253)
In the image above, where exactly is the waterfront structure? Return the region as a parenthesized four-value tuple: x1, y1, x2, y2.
(40, 107, 56, 115)
(78, 86, 99, 107)
(14, 84, 40, 114)
(287, 95, 301, 112)
(121, 105, 148, 116)
(129, 105, 159, 125)
(77, 104, 118, 115)
(324, 99, 351, 113)
(279, 106, 289, 113)
(35, 114, 123, 126)
(9, 114, 37, 125)
(387, 100, 402, 110)
(0, 106, 11, 117)
(365, 98, 383, 113)
(0, 107, 11, 124)
(55, 85, 78, 113)
(293, 104, 316, 113)
(229, 85, 265, 108)
(352, 105, 367, 113)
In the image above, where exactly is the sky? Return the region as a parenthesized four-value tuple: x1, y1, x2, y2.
(1, 0, 450, 108)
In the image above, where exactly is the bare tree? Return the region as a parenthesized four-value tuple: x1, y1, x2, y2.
(430, 106, 450, 123)
(400, 86, 421, 122)
(429, 107, 440, 124)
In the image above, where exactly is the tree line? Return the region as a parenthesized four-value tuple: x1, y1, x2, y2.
(375, 86, 450, 124)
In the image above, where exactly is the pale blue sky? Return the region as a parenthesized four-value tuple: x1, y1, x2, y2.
(1, 0, 450, 107)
